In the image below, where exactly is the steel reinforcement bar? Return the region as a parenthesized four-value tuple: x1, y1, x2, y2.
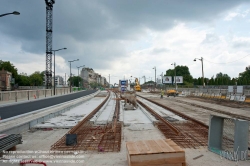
(138, 95, 208, 128)
(51, 90, 122, 152)
(173, 98, 250, 121)
(51, 91, 110, 150)
(137, 95, 208, 148)
(137, 99, 180, 135)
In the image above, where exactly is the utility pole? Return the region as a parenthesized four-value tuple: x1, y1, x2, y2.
(52, 48, 66, 95)
(109, 74, 110, 88)
(65, 73, 66, 86)
(68, 59, 79, 92)
(171, 62, 177, 90)
(194, 57, 205, 88)
(77, 65, 85, 89)
(201, 57, 204, 88)
(45, 0, 55, 89)
(153, 67, 156, 90)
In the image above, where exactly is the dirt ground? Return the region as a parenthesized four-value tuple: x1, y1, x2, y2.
(186, 96, 250, 111)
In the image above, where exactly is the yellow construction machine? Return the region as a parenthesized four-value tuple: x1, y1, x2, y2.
(134, 78, 141, 92)
(166, 89, 179, 97)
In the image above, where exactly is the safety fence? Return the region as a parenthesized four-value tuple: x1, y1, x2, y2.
(178, 88, 250, 103)
(0, 88, 72, 104)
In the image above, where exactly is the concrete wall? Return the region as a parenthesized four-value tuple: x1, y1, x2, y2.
(0, 88, 71, 104)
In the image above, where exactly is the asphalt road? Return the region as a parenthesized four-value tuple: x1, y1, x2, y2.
(0, 90, 98, 119)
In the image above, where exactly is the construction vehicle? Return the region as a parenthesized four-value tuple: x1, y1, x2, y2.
(166, 89, 179, 97)
(134, 78, 141, 92)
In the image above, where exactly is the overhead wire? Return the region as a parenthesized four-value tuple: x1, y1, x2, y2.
(203, 54, 250, 65)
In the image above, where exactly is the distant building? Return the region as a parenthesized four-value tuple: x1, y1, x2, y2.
(52, 75, 64, 87)
(80, 67, 108, 87)
(0, 69, 12, 91)
(101, 77, 107, 86)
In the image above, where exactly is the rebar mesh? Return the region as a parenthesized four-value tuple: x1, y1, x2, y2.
(50, 91, 122, 152)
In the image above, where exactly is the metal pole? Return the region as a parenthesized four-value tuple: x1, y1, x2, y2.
(109, 74, 110, 88)
(78, 67, 79, 89)
(201, 57, 205, 88)
(155, 67, 156, 90)
(65, 73, 66, 86)
(175, 63, 177, 90)
(70, 62, 71, 92)
(53, 51, 55, 95)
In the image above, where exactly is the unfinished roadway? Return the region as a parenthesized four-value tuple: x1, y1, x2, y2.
(0, 90, 249, 166)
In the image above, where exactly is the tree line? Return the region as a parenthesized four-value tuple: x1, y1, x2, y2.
(0, 60, 105, 88)
(165, 65, 250, 86)
(1, 60, 249, 87)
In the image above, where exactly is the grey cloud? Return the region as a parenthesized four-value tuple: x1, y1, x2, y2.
(231, 40, 250, 49)
(201, 34, 220, 44)
(1, 0, 250, 70)
(151, 48, 170, 54)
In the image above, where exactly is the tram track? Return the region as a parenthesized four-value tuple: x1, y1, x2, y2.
(51, 90, 121, 152)
(170, 98, 250, 121)
(137, 96, 208, 148)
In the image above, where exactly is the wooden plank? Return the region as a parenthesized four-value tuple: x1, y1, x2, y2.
(143, 140, 163, 153)
(165, 139, 184, 152)
(127, 142, 139, 155)
(127, 139, 186, 166)
(135, 140, 150, 154)
(130, 153, 185, 166)
(165, 139, 177, 146)
(154, 139, 175, 153)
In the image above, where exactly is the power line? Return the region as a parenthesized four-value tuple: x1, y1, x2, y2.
(203, 54, 250, 65)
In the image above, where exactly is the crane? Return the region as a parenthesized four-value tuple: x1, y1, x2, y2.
(45, 0, 55, 89)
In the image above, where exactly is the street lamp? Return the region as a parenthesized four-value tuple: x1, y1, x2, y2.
(68, 59, 79, 92)
(153, 67, 156, 90)
(0, 11, 20, 17)
(194, 57, 204, 88)
(52, 47, 67, 95)
(77, 65, 85, 89)
(171, 62, 177, 90)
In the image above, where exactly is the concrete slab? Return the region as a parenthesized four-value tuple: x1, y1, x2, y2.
(34, 97, 105, 128)
(94, 93, 116, 124)
(123, 109, 152, 125)
(138, 96, 185, 121)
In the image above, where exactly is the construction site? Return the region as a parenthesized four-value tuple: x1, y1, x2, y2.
(0, 83, 250, 166)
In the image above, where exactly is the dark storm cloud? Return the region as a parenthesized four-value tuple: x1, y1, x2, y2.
(0, 0, 249, 69)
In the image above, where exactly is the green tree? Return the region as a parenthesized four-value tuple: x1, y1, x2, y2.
(68, 76, 83, 87)
(0, 60, 18, 80)
(29, 71, 43, 86)
(197, 77, 202, 85)
(239, 66, 250, 85)
(210, 77, 215, 85)
(17, 75, 30, 86)
(215, 72, 231, 85)
(165, 65, 193, 85)
(214, 78, 218, 85)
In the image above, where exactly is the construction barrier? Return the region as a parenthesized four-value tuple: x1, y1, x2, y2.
(245, 96, 250, 103)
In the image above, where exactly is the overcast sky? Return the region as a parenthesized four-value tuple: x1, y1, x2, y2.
(1, 0, 250, 84)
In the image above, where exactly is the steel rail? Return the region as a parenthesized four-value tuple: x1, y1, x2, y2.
(51, 90, 121, 152)
(171, 98, 250, 121)
(51, 91, 110, 150)
(137, 95, 208, 128)
(137, 99, 180, 135)
(69, 91, 111, 134)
